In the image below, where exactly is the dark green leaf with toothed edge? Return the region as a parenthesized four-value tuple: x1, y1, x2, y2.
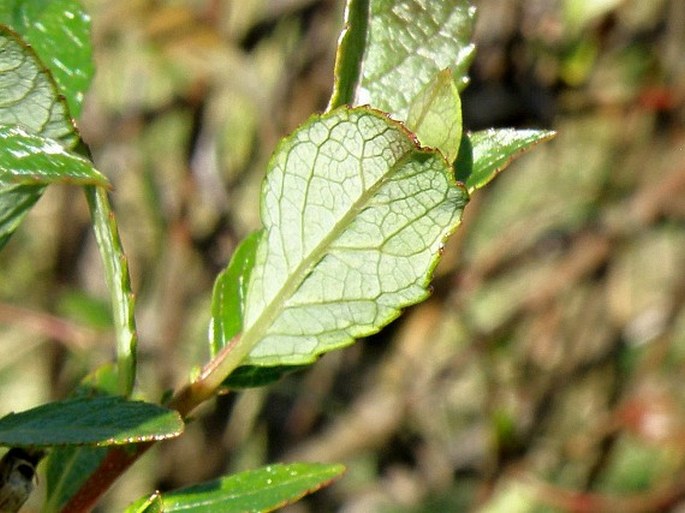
(455, 129, 557, 193)
(233, 106, 467, 368)
(124, 463, 345, 513)
(354, 0, 475, 121)
(0, 396, 184, 447)
(0, 0, 95, 118)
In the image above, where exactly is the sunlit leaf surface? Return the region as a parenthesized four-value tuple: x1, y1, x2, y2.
(0, 396, 183, 447)
(239, 106, 468, 366)
(125, 463, 345, 513)
(355, 0, 475, 121)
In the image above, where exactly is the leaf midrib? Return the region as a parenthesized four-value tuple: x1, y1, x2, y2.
(241, 147, 418, 362)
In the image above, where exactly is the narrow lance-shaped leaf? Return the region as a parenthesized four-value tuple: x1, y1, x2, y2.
(207, 106, 468, 380)
(327, 0, 370, 110)
(406, 68, 462, 164)
(0, 125, 109, 187)
(0, 0, 95, 118)
(455, 129, 557, 193)
(85, 186, 138, 396)
(124, 463, 345, 513)
(354, 0, 475, 121)
(210, 230, 262, 357)
(0, 396, 183, 447)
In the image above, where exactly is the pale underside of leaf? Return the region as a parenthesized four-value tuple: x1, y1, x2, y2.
(0, 27, 77, 148)
(355, 0, 475, 121)
(241, 107, 468, 366)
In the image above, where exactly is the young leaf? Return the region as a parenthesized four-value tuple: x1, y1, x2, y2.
(0, 0, 94, 118)
(125, 463, 345, 513)
(406, 68, 462, 164)
(455, 129, 557, 193)
(354, 0, 475, 121)
(0, 125, 108, 186)
(210, 230, 262, 357)
(327, 0, 370, 110)
(0, 396, 184, 447)
(214, 106, 467, 376)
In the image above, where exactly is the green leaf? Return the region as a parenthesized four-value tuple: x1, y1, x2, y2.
(0, 396, 184, 447)
(210, 230, 262, 357)
(406, 68, 462, 164)
(123, 492, 163, 513)
(455, 129, 557, 193)
(355, 0, 475, 121)
(226, 106, 468, 371)
(327, 0, 370, 110)
(43, 365, 118, 513)
(0, 183, 42, 249)
(0, 26, 77, 147)
(85, 186, 138, 396)
(0, 0, 94, 118)
(0, 125, 108, 186)
(224, 364, 308, 389)
(126, 463, 345, 513)
(44, 445, 109, 513)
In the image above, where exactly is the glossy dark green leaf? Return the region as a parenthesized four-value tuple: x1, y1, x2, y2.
(455, 129, 556, 193)
(0, 396, 183, 447)
(0, 125, 108, 186)
(354, 0, 475, 121)
(210, 230, 262, 357)
(0, 0, 94, 118)
(125, 463, 345, 513)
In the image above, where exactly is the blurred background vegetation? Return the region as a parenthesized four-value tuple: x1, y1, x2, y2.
(2, 0, 685, 512)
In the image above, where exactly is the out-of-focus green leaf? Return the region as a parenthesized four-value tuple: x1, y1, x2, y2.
(354, 0, 475, 121)
(229, 106, 468, 371)
(0, 183, 42, 249)
(126, 463, 345, 513)
(44, 365, 117, 513)
(224, 364, 308, 389)
(210, 230, 262, 357)
(406, 69, 462, 164)
(328, 0, 370, 110)
(0, 396, 183, 447)
(44, 445, 109, 513)
(0, 27, 77, 147)
(455, 129, 557, 193)
(0, 125, 108, 186)
(0, 0, 94, 118)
